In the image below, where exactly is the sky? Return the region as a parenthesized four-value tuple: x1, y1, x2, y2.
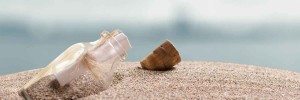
(1, 0, 300, 23)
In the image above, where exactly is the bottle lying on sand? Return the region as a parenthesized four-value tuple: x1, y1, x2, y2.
(21, 30, 131, 99)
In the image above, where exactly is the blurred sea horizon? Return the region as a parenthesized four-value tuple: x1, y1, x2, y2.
(1, 19, 300, 74)
(1, 0, 300, 74)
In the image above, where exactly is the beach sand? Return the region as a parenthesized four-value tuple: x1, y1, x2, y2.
(1, 61, 300, 99)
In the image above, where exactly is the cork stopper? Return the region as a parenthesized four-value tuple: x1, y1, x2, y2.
(140, 40, 181, 71)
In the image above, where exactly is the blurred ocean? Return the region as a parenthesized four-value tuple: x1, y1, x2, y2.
(1, 0, 300, 74)
(1, 20, 300, 74)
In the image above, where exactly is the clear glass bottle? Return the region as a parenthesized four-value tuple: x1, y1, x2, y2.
(23, 31, 131, 91)
(54, 31, 131, 89)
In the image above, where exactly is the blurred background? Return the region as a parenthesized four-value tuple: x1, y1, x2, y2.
(1, 0, 300, 74)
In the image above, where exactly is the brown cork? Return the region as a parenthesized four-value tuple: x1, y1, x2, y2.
(140, 40, 181, 71)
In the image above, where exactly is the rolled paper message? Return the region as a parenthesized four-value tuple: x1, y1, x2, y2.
(140, 40, 181, 71)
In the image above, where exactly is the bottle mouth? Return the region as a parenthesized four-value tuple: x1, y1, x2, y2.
(108, 33, 132, 58)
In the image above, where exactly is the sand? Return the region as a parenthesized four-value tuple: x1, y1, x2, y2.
(1, 61, 300, 99)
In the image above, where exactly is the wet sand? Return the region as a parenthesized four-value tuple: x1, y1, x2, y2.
(1, 61, 300, 99)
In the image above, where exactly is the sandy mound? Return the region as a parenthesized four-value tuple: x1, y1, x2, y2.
(1, 62, 300, 99)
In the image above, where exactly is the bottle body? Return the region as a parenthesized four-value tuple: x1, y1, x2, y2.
(53, 32, 131, 87)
